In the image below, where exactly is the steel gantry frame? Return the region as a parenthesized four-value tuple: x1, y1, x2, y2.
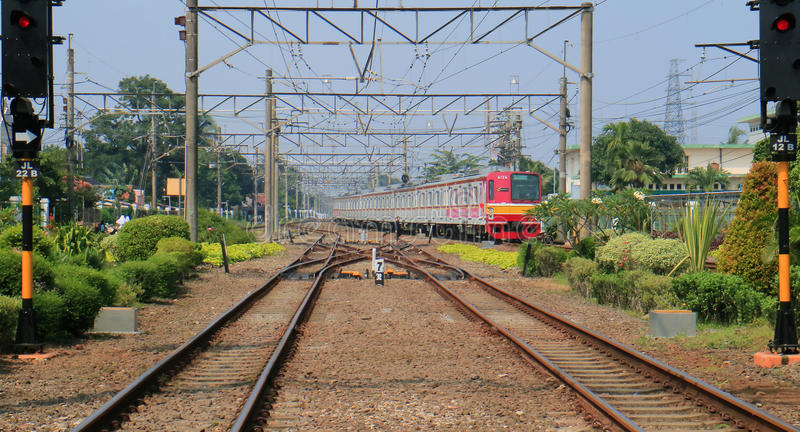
(177, 1, 593, 238)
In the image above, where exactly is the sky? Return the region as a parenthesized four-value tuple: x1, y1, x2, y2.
(44, 0, 760, 188)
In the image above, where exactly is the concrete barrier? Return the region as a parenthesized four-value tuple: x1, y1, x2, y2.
(649, 310, 696, 338)
(91, 307, 138, 334)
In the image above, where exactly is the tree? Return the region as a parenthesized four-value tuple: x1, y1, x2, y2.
(686, 164, 730, 192)
(723, 126, 745, 145)
(591, 119, 684, 187)
(607, 139, 663, 190)
(423, 149, 483, 180)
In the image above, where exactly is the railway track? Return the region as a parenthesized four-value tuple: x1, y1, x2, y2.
(385, 243, 797, 432)
(70, 236, 369, 432)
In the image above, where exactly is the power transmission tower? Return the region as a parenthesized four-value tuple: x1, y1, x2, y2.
(665, 59, 687, 145)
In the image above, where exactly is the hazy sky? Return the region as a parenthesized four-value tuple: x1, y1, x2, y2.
(47, 0, 759, 178)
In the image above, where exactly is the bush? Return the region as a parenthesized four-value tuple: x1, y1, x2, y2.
(116, 215, 189, 261)
(113, 279, 143, 307)
(198, 209, 254, 245)
(33, 290, 65, 341)
(53, 264, 118, 306)
(671, 272, 769, 324)
(590, 272, 630, 307)
(0, 250, 55, 297)
(116, 253, 183, 301)
(621, 270, 676, 314)
(156, 237, 205, 270)
(717, 161, 778, 293)
(630, 238, 687, 275)
(536, 246, 569, 277)
(595, 232, 651, 272)
(0, 295, 20, 346)
(58, 278, 102, 335)
(564, 257, 597, 298)
(517, 241, 543, 276)
(573, 237, 596, 259)
(53, 223, 96, 256)
(0, 225, 54, 257)
(60, 247, 106, 270)
(99, 234, 120, 262)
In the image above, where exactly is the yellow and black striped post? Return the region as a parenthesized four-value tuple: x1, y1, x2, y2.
(15, 162, 38, 347)
(774, 161, 798, 352)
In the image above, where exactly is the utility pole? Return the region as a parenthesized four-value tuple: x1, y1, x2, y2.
(294, 173, 299, 219)
(579, 3, 593, 201)
(254, 146, 259, 224)
(150, 91, 157, 210)
(272, 116, 279, 234)
(284, 168, 289, 221)
(65, 35, 75, 172)
(216, 126, 222, 215)
(264, 69, 273, 240)
(184, 0, 199, 241)
(558, 76, 568, 194)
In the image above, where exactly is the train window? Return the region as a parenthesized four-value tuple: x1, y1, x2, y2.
(511, 173, 541, 202)
(488, 180, 495, 200)
(472, 186, 478, 204)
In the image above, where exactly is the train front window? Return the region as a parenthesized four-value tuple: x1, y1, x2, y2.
(511, 174, 540, 202)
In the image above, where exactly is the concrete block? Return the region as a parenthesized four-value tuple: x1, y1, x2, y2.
(480, 241, 496, 249)
(649, 310, 696, 338)
(91, 307, 138, 334)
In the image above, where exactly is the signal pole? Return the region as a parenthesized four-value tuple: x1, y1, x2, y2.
(184, 0, 199, 241)
(150, 91, 157, 210)
(66, 35, 75, 171)
(265, 69, 274, 240)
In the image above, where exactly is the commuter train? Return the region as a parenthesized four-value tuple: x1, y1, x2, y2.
(332, 170, 543, 241)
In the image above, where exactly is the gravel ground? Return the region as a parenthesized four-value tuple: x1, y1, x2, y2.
(1, 232, 799, 431)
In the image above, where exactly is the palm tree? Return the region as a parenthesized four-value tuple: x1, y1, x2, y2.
(423, 149, 483, 180)
(607, 139, 663, 190)
(686, 164, 730, 192)
(723, 126, 746, 145)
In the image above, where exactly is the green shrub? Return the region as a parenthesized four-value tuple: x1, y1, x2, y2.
(198, 209, 254, 245)
(202, 242, 286, 266)
(0, 250, 55, 297)
(573, 237, 596, 259)
(113, 279, 143, 307)
(517, 241, 543, 276)
(60, 247, 106, 270)
(564, 257, 597, 298)
(630, 238, 687, 275)
(590, 272, 631, 307)
(33, 290, 65, 341)
(0, 295, 21, 346)
(717, 162, 778, 293)
(671, 272, 768, 324)
(58, 278, 102, 335)
(156, 237, 206, 270)
(0, 225, 54, 257)
(116, 253, 183, 301)
(621, 270, 676, 314)
(54, 223, 96, 256)
(536, 246, 569, 277)
(54, 264, 117, 306)
(116, 215, 189, 261)
(595, 232, 651, 272)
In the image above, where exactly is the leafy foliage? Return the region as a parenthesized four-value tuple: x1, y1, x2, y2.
(116, 215, 189, 261)
(201, 242, 285, 266)
(0, 295, 20, 346)
(564, 257, 597, 298)
(716, 162, 777, 293)
(58, 278, 102, 335)
(156, 237, 206, 270)
(115, 253, 183, 301)
(686, 164, 730, 192)
(33, 290, 66, 341)
(594, 232, 651, 272)
(0, 225, 55, 257)
(437, 243, 518, 269)
(423, 149, 484, 180)
(591, 119, 684, 188)
(678, 200, 729, 273)
(671, 272, 770, 324)
(0, 250, 54, 296)
(53, 264, 118, 306)
(587, 270, 675, 314)
(198, 209, 254, 244)
(629, 238, 687, 276)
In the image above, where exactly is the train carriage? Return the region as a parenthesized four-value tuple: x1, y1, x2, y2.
(332, 170, 543, 241)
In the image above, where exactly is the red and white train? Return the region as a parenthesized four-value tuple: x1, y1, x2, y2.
(332, 170, 543, 241)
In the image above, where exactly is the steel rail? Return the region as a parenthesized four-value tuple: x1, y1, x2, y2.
(402, 245, 798, 432)
(70, 237, 329, 432)
(231, 254, 370, 431)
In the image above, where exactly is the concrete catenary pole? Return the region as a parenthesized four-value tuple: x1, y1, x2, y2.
(66, 35, 76, 171)
(558, 76, 568, 195)
(265, 69, 274, 240)
(272, 101, 279, 235)
(150, 91, 157, 210)
(254, 146, 259, 224)
(579, 3, 593, 200)
(216, 127, 222, 215)
(185, 0, 199, 241)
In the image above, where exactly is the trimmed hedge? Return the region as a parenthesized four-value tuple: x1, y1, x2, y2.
(564, 257, 597, 298)
(573, 237, 596, 259)
(0, 295, 20, 346)
(0, 225, 54, 257)
(671, 271, 770, 324)
(157, 237, 206, 270)
(588, 270, 675, 315)
(58, 278, 102, 335)
(595, 232, 651, 272)
(629, 238, 687, 275)
(53, 264, 118, 306)
(0, 249, 55, 297)
(198, 209, 254, 245)
(116, 215, 189, 261)
(202, 242, 286, 266)
(116, 253, 183, 301)
(33, 290, 65, 340)
(517, 241, 543, 276)
(536, 246, 569, 277)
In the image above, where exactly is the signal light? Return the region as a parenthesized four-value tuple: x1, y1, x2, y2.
(2, 1, 51, 98)
(15, 14, 31, 29)
(775, 13, 795, 31)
